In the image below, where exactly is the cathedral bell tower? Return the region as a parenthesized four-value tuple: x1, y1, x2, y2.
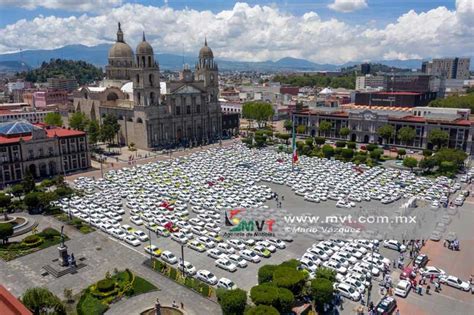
(132, 32, 160, 106)
(195, 38, 218, 103)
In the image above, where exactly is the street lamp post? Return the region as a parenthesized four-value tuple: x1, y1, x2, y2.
(148, 228, 153, 263)
(181, 244, 185, 277)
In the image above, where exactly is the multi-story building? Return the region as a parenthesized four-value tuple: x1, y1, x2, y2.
(23, 89, 69, 108)
(0, 109, 55, 123)
(293, 106, 474, 154)
(47, 77, 78, 92)
(73, 23, 222, 149)
(0, 120, 90, 188)
(355, 75, 386, 90)
(354, 91, 437, 108)
(359, 63, 371, 75)
(422, 57, 471, 80)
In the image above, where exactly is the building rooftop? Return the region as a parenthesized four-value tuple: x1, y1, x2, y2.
(0, 120, 42, 136)
(0, 285, 32, 315)
(0, 120, 85, 144)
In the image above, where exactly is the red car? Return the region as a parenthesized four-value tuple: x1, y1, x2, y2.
(400, 267, 416, 280)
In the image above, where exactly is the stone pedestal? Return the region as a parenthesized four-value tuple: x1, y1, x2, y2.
(58, 245, 69, 267)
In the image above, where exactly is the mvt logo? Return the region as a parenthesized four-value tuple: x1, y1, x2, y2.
(224, 209, 275, 236)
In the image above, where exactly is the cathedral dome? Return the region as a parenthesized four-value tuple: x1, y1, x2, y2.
(136, 32, 153, 55)
(199, 38, 213, 59)
(108, 42, 134, 59)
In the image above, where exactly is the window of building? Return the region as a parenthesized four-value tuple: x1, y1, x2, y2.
(176, 106, 181, 115)
(148, 56, 152, 67)
(187, 106, 191, 114)
(28, 149, 34, 159)
(196, 105, 200, 113)
(149, 74, 154, 86)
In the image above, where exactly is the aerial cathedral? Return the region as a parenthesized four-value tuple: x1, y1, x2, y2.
(73, 23, 222, 149)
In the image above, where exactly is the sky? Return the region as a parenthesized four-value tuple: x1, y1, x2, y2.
(0, 0, 472, 64)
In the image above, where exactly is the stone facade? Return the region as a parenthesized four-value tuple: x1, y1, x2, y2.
(73, 24, 222, 150)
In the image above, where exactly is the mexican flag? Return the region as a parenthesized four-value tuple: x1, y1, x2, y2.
(292, 119, 298, 164)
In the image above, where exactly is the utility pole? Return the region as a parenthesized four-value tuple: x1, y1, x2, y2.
(181, 244, 185, 277)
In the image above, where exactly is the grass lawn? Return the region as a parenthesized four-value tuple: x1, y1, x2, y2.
(54, 213, 95, 234)
(132, 275, 158, 295)
(0, 228, 67, 261)
(77, 293, 108, 315)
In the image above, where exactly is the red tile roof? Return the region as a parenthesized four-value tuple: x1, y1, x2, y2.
(390, 115, 427, 123)
(0, 126, 85, 144)
(0, 285, 32, 315)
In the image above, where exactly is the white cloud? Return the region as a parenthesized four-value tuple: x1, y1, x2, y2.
(0, 0, 122, 12)
(0, 2, 472, 64)
(328, 0, 368, 13)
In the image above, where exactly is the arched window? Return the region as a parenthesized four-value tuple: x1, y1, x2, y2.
(149, 74, 154, 86)
(137, 92, 141, 105)
(137, 118, 143, 123)
(107, 92, 118, 101)
(136, 56, 139, 65)
(148, 56, 152, 67)
(142, 56, 145, 67)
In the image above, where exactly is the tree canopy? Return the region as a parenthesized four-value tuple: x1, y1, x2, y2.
(318, 121, 332, 136)
(69, 112, 89, 131)
(100, 114, 120, 145)
(44, 112, 63, 127)
(397, 126, 416, 145)
(0, 223, 14, 244)
(242, 102, 274, 128)
(21, 287, 66, 315)
(217, 288, 247, 315)
(17, 58, 103, 85)
(429, 93, 474, 112)
(273, 73, 355, 89)
(427, 129, 449, 149)
(403, 157, 418, 170)
(377, 124, 394, 142)
(339, 127, 350, 138)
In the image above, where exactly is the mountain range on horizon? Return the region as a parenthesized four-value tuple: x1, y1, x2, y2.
(0, 44, 472, 74)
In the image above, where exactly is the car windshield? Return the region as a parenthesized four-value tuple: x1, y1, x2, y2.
(397, 283, 407, 290)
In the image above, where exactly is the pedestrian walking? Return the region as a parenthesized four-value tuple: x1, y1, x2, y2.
(180, 302, 184, 309)
(360, 292, 365, 305)
(426, 285, 431, 295)
(340, 297, 344, 310)
(395, 309, 400, 315)
(281, 195, 284, 201)
(430, 274, 435, 283)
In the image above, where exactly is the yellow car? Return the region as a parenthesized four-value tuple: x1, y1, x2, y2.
(144, 245, 163, 257)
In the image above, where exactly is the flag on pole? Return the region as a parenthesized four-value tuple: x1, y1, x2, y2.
(292, 118, 298, 165)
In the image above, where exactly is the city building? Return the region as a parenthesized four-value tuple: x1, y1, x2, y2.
(0, 109, 54, 123)
(354, 91, 437, 108)
(359, 63, 371, 75)
(292, 106, 474, 154)
(222, 113, 239, 138)
(0, 120, 90, 187)
(73, 23, 223, 149)
(23, 90, 69, 108)
(355, 75, 386, 90)
(47, 77, 78, 92)
(386, 74, 433, 93)
(422, 57, 471, 80)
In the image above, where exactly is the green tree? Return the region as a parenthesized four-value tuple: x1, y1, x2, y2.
(370, 148, 384, 160)
(429, 93, 474, 111)
(419, 158, 437, 172)
(403, 157, 418, 171)
(277, 133, 290, 145)
(244, 305, 279, 315)
(284, 120, 293, 133)
(10, 184, 24, 199)
(69, 112, 89, 131)
(377, 124, 394, 144)
(341, 148, 354, 160)
(322, 144, 334, 158)
(44, 112, 63, 127)
(347, 142, 356, 149)
(254, 130, 267, 148)
(318, 121, 332, 137)
(87, 119, 101, 145)
(24, 192, 40, 212)
(217, 288, 247, 315)
(314, 136, 325, 146)
(397, 126, 416, 145)
(397, 149, 406, 159)
(311, 278, 334, 310)
(21, 170, 36, 193)
(100, 114, 120, 145)
(433, 148, 467, 169)
(272, 267, 306, 296)
(296, 125, 306, 134)
(428, 129, 449, 150)
(0, 193, 12, 220)
(304, 137, 314, 147)
(315, 267, 337, 282)
(258, 265, 277, 284)
(275, 287, 294, 313)
(422, 149, 433, 157)
(0, 222, 14, 244)
(242, 102, 274, 128)
(366, 143, 378, 151)
(250, 283, 278, 306)
(335, 141, 346, 148)
(21, 287, 66, 315)
(339, 127, 350, 138)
